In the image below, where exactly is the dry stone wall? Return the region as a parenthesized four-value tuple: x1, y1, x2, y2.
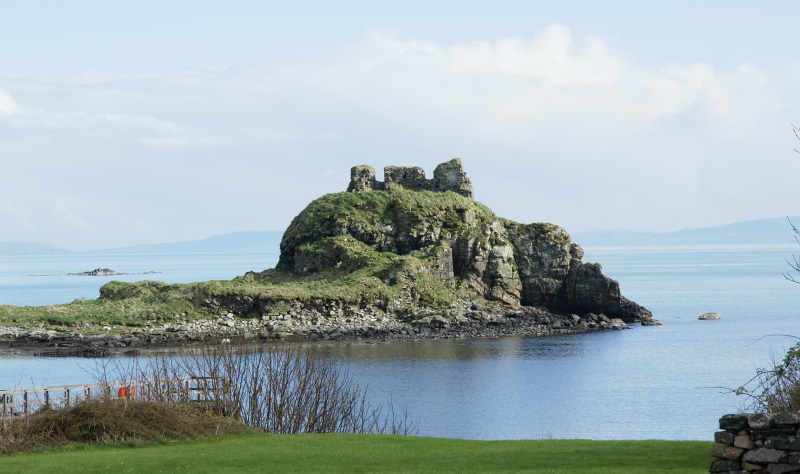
(711, 412, 800, 473)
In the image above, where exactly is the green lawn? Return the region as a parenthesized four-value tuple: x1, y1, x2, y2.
(0, 433, 712, 473)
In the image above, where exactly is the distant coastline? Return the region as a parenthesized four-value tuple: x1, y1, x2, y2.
(0, 230, 283, 256)
(572, 216, 800, 247)
(1, 216, 798, 257)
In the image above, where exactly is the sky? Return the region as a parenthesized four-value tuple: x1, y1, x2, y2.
(1, 1, 799, 251)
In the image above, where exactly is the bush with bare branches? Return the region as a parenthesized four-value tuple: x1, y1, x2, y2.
(735, 340, 800, 413)
(1, 340, 417, 453)
(89, 340, 417, 435)
(733, 129, 800, 412)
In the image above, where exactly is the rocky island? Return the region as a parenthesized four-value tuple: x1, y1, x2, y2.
(0, 159, 657, 353)
(66, 268, 160, 276)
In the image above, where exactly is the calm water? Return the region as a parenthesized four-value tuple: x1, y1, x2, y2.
(2, 245, 800, 440)
(0, 252, 279, 306)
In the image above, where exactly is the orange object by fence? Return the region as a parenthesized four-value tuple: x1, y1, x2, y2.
(117, 386, 136, 399)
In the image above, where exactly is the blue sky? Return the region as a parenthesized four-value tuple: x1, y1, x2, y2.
(1, 1, 798, 250)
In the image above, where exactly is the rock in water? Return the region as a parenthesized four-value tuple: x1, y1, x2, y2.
(698, 312, 721, 320)
(67, 268, 122, 276)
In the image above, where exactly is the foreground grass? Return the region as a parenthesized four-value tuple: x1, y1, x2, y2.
(0, 432, 712, 473)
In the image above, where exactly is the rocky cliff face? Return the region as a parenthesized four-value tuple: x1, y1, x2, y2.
(278, 159, 653, 324)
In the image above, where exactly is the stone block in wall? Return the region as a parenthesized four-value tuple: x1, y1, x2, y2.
(764, 464, 800, 473)
(784, 454, 800, 464)
(742, 462, 767, 472)
(753, 426, 799, 437)
(775, 413, 800, 425)
(734, 434, 756, 449)
(711, 444, 745, 460)
(765, 437, 800, 451)
(709, 458, 743, 473)
(743, 447, 786, 464)
(741, 460, 766, 471)
(749, 413, 776, 430)
(720, 414, 750, 431)
(715, 431, 736, 445)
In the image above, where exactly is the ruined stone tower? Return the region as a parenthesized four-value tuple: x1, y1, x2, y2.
(346, 158, 473, 199)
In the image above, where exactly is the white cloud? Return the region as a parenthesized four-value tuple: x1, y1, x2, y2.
(0, 24, 798, 248)
(358, 25, 623, 85)
(67, 70, 159, 85)
(0, 89, 18, 115)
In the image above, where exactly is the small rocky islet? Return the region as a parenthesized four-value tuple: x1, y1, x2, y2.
(66, 268, 160, 277)
(0, 159, 659, 354)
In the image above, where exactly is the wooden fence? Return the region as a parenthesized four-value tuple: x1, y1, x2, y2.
(0, 377, 226, 424)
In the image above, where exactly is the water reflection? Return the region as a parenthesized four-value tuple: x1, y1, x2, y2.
(319, 334, 592, 362)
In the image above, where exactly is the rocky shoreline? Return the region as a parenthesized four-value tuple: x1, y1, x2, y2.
(0, 303, 657, 357)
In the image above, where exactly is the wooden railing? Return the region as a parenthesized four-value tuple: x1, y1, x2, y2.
(0, 377, 227, 424)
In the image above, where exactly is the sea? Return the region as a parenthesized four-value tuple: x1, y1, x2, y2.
(1, 244, 800, 441)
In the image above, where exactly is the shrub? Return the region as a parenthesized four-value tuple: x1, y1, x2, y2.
(735, 340, 800, 412)
(95, 340, 418, 436)
(0, 399, 246, 453)
(1, 341, 417, 454)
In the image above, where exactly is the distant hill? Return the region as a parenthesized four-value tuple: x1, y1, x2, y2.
(86, 230, 283, 254)
(572, 217, 800, 246)
(0, 231, 284, 256)
(3, 217, 799, 256)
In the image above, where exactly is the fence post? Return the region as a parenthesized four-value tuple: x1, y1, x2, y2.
(23, 391, 28, 415)
(65, 388, 71, 407)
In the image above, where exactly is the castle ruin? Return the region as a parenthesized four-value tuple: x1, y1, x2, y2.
(346, 158, 473, 199)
